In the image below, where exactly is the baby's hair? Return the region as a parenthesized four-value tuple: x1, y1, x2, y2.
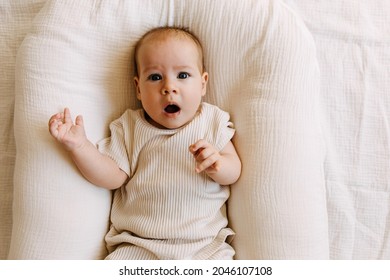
(134, 26, 205, 76)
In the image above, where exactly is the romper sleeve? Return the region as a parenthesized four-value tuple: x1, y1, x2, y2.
(208, 104, 236, 151)
(97, 111, 131, 176)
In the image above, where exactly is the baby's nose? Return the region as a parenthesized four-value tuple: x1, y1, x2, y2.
(162, 81, 177, 95)
(162, 88, 177, 95)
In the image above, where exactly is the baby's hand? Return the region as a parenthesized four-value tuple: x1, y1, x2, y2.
(48, 108, 87, 151)
(189, 139, 221, 174)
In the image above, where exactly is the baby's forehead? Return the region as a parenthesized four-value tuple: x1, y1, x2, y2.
(135, 28, 205, 73)
(141, 34, 203, 58)
(141, 31, 199, 50)
(144, 28, 194, 41)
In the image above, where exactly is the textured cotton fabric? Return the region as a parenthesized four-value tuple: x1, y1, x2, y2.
(9, 0, 330, 259)
(98, 103, 235, 259)
(0, 0, 46, 259)
(5, 0, 390, 260)
(283, 0, 390, 259)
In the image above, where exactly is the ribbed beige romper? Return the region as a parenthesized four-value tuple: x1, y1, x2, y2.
(98, 102, 235, 260)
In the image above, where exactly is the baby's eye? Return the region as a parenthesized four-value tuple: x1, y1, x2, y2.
(177, 72, 190, 79)
(148, 74, 162, 81)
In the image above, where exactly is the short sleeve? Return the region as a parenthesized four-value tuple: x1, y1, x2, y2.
(204, 103, 235, 151)
(216, 116, 235, 152)
(97, 113, 131, 176)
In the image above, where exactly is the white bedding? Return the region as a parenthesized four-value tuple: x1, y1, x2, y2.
(1, 0, 389, 259)
(285, 0, 390, 259)
(0, 0, 47, 260)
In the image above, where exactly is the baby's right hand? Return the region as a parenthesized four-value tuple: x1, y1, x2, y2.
(48, 108, 87, 151)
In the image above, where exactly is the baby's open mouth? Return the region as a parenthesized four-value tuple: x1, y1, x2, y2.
(164, 104, 181, 114)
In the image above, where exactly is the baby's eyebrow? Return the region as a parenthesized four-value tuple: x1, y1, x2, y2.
(140, 64, 199, 75)
(173, 65, 197, 72)
(140, 65, 161, 74)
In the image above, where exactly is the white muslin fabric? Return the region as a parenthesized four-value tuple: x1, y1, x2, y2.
(9, 0, 328, 259)
(284, 0, 390, 259)
(0, 0, 46, 260)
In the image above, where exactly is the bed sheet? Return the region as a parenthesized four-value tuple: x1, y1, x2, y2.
(8, 0, 328, 259)
(285, 0, 390, 258)
(1, 0, 389, 259)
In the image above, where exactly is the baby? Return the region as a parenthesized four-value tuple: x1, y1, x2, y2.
(48, 26, 241, 259)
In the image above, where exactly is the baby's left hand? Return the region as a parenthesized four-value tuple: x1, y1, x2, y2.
(189, 139, 221, 174)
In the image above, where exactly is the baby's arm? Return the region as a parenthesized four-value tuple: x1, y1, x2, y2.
(189, 139, 241, 185)
(48, 108, 128, 190)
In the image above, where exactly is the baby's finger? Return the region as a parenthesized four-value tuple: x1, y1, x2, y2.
(195, 147, 214, 162)
(48, 119, 60, 137)
(196, 153, 220, 173)
(48, 113, 61, 125)
(75, 115, 84, 127)
(48, 112, 60, 126)
(63, 107, 73, 124)
(189, 139, 209, 155)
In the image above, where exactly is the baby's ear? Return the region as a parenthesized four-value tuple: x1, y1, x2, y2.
(201, 72, 209, 96)
(134, 77, 141, 99)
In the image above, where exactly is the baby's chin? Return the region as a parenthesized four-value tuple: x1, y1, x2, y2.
(146, 109, 199, 129)
(146, 117, 183, 130)
(157, 117, 194, 130)
(159, 121, 187, 130)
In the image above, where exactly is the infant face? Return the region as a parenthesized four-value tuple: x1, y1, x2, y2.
(134, 36, 208, 129)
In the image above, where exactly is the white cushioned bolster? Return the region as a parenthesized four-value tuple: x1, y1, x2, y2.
(0, 0, 46, 260)
(229, 2, 329, 259)
(10, 0, 328, 259)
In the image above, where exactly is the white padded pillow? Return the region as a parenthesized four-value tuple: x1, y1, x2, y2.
(10, 0, 328, 259)
(0, 0, 46, 260)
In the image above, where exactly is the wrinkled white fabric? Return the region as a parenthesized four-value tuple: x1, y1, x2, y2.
(0, 0, 46, 260)
(284, 0, 390, 259)
(6, 0, 331, 259)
